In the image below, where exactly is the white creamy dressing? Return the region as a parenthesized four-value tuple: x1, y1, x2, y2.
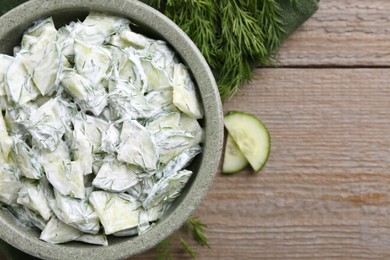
(0, 12, 204, 245)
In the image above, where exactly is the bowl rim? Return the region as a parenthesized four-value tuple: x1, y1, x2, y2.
(0, 0, 224, 259)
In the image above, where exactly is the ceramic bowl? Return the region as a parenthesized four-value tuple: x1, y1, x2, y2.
(0, 0, 223, 259)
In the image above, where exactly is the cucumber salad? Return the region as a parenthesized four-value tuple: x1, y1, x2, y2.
(0, 12, 204, 245)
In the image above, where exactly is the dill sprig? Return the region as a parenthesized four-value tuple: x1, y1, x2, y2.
(148, 0, 290, 101)
(179, 235, 197, 259)
(183, 216, 210, 248)
(155, 216, 209, 259)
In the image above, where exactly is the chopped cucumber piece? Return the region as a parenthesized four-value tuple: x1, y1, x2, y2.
(89, 191, 139, 235)
(37, 140, 70, 169)
(13, 17, 59, 98)
(161, 145, 201, 178)
(44, 160, 85, 199)
(224, 111, 270, 172)
(61, 71, 107, 116)
(153, 129, 194, 164)
(5, 54, 40, 105)
(100, 124, 120, 154)
(108, 45, 147, 91)
(71, 126, 93, 175)
(0, 164, 22, 205)
(23, 42, 62, 96)
(139, 40, 175, 92)
(148, 113, 201, 165)
(17, 180, 53, 221)
(9, 205, 47, 230)
(24, 97, 75, 151)
(107, 78, 150, 120)
(141, 60, 171, 91)
(117, 30, 149, 49)
(172, 64, 203, 119)
(145, 112, 181, 135)
(146, 88, 178, 117)
(40, 216, 83, 244)
(72, 114, 109, 153)
(56, 22, 77, 60)
(92, 157, 140, 192)
(77, 12, 130, 45)
(11, 136, 44, 179)
(74, 40, 111, 85)
(222, 133, 249, 174)
(117, 120, 158, 171)
(142, 169, 193, 209)
(20, 17, 57, 53)
(51, 190, 100, 234)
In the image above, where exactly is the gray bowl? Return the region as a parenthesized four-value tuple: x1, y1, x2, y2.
(0, 0, 223, 259)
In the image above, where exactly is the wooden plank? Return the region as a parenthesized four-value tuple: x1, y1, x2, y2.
(277, 0, 390, 67)
(134, 68, 390, 259)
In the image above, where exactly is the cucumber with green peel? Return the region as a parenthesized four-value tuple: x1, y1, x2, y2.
(224, 111, 270, 173)
(222, 133, 249, 174)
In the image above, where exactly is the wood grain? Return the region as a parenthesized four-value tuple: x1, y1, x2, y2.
(277, 0, 390, 67)
(134, 68, 390, 259)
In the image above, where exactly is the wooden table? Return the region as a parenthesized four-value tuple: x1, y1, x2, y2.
(136, 1, 390, 258)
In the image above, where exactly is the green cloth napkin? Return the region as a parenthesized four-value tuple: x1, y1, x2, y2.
(0, 0, 27, 15)
(0, 0, 319, 259)
(278, 0, 320, 41)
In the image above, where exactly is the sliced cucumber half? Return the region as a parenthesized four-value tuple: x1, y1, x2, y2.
(224, 111, 270, 173)
(222, 133, 249, 174)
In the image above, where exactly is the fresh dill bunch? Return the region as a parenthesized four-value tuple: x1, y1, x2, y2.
(148, 0, 290, 101)
(215, 0, 270, 99)
(155, 216, 209, 259)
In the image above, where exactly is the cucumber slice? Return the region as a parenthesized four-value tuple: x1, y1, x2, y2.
(222, 133, 249, 174)
(224, 111, 270, 173)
